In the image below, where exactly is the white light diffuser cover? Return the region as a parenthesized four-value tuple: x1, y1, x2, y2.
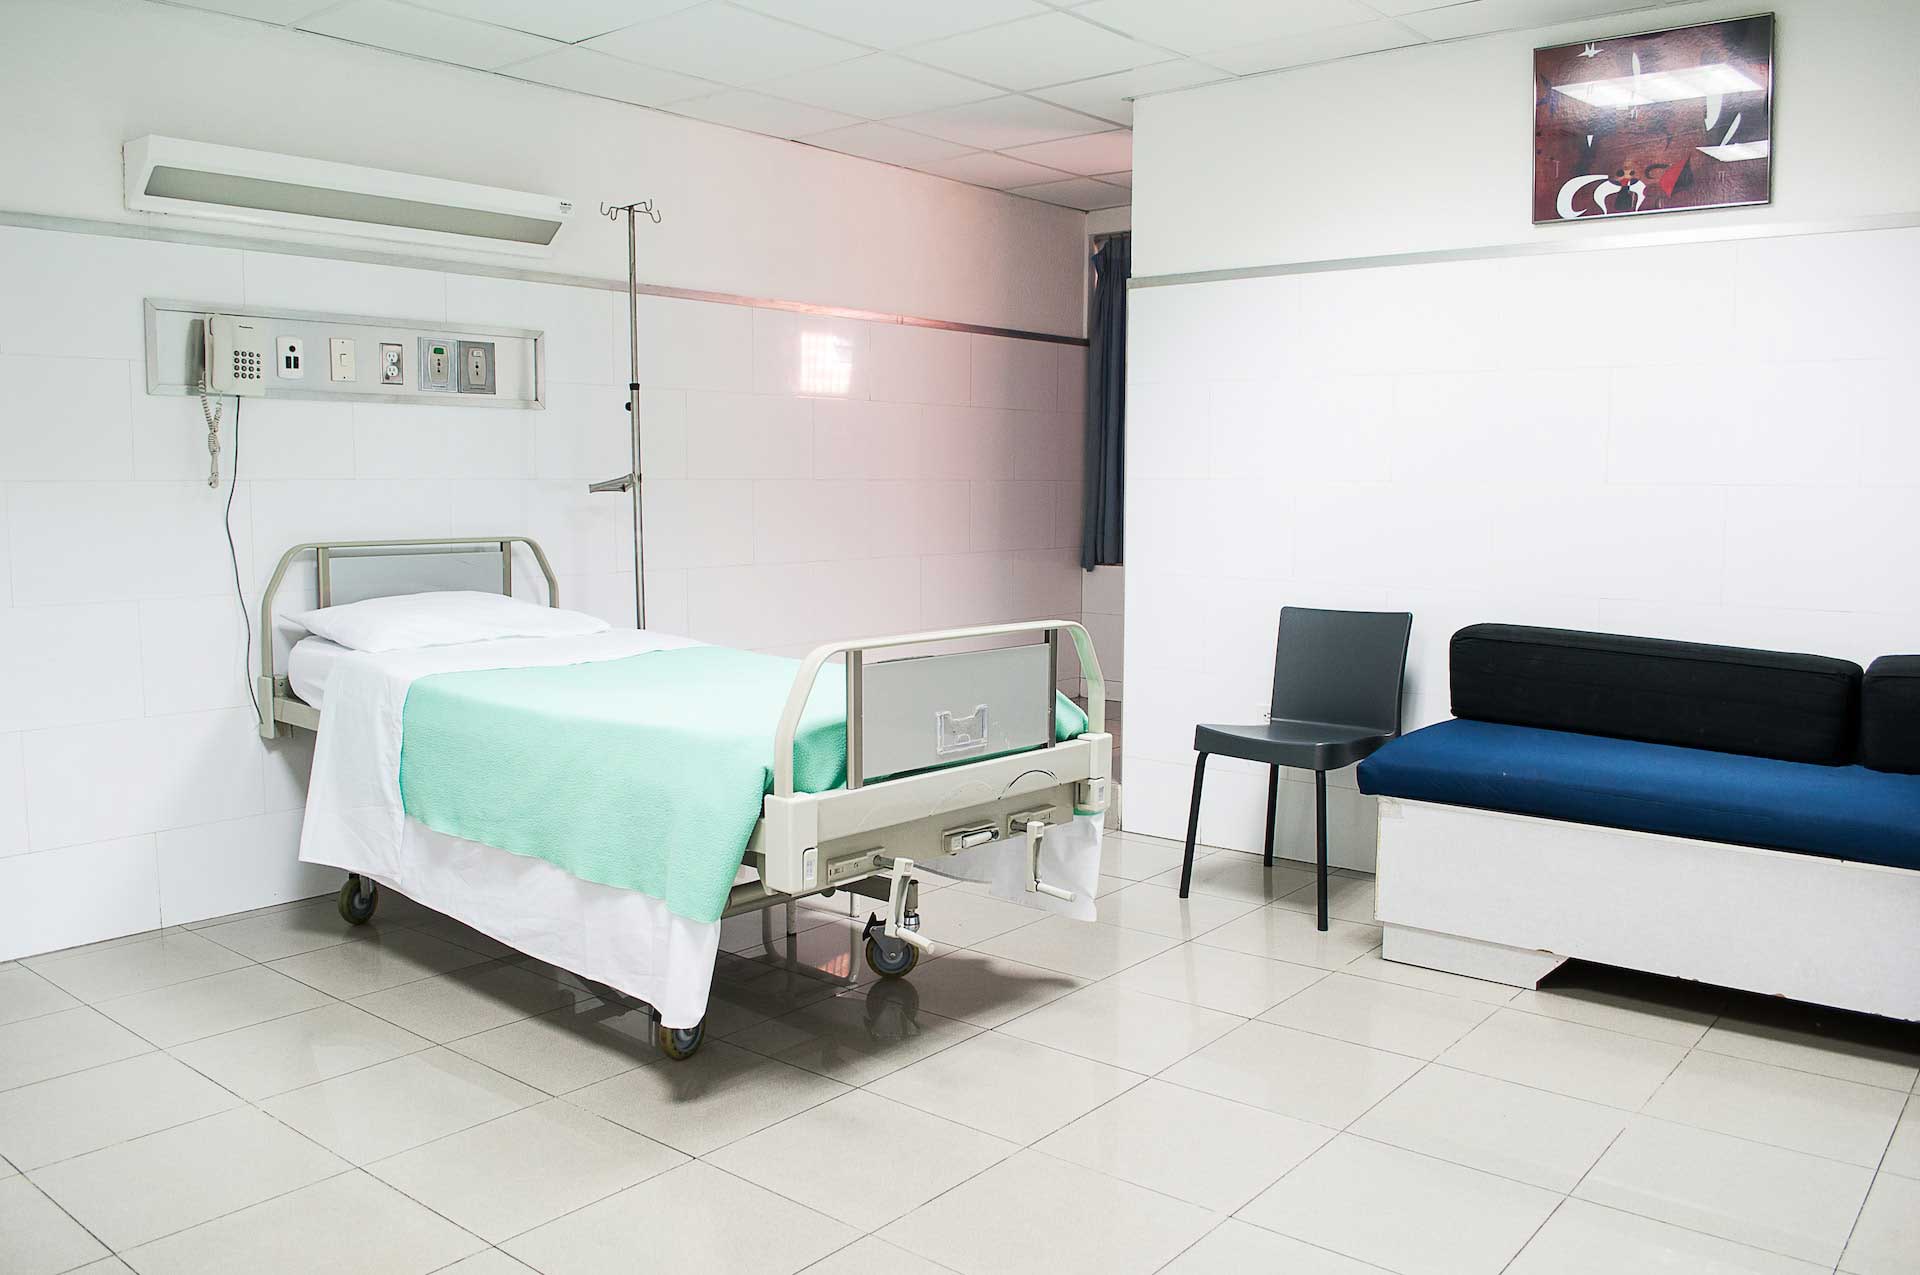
(123, 135, 574, 257)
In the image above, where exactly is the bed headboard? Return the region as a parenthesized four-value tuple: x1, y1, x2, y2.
(257, 537, 557, 738)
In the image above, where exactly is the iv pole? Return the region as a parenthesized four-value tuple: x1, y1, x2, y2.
(590, 198, 662, 629)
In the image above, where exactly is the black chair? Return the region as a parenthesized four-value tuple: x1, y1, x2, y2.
(1178, 607, 1413, 930)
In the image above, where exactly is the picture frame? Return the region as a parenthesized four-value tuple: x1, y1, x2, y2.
(1533, 14, 1775, 223)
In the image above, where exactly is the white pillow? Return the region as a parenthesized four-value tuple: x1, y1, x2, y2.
(284, 591, 610, 652)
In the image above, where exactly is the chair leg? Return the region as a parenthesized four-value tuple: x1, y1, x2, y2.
(1314, 769, 1329, 931)
(1263, 766, 1279, 867)
(1180, 753, 1208, 898)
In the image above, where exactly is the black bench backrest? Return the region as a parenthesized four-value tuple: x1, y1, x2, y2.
(1451, 624, 1862, 766)
(1862, 656, 1920, 774)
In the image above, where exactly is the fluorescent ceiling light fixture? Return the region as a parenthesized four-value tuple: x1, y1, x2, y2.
(1552, 63, 1762, 108)
(1697, 140, 1771, 162)
(124, 136, 573, 257)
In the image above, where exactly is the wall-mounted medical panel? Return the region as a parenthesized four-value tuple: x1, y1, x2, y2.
(143, 299, 543, 408)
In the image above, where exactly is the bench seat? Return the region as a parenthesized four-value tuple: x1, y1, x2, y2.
(1358, 718, 1920, 873)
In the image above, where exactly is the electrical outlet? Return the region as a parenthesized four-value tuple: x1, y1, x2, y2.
(380, 342, 404, 385)
(328, 337, 356, 383)
(419, 337, 454, 391)
(456, 340, 496, 395)
(277, 336, 304, 379)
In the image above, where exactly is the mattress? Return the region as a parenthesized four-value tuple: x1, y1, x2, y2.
(1357, 718, 1920, 872)
(287, 635, 353, 708)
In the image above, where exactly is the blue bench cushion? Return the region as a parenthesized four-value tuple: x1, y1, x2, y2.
(1356, 719, 1920, 872)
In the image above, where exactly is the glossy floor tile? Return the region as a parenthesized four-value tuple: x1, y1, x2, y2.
(6, 859, 1918, 1275)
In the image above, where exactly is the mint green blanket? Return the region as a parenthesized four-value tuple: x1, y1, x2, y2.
(398, 645, 1089, 924)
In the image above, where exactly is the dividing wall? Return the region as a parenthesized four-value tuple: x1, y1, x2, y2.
(1123, 0, 1920, 869)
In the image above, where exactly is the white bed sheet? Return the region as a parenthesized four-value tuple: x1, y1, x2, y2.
(287, 635, 351, 708)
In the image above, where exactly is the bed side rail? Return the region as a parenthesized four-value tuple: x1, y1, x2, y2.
(256, 536, 557, 738)
(770, 620, 1106, 797)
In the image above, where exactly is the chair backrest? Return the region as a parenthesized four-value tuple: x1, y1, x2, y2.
(1270, 606, 1414, 736)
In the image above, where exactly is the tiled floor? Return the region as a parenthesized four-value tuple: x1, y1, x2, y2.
(3, 830, 1918, 1275)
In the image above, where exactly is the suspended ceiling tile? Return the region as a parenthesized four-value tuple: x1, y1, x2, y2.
(406, 0, 698, 43)
(907, 11, 1173, 92)
(669, 89, 865, 139)
(801, 122, 976, 167)
(918, 151, 1076, 191)
(1002, 129, 1132, 177)
(1200, 18, 1424, 76)
(892, 94, 1113, 151)
(1402, 0, 1659, 41)
(585, 3, 864, 85)
(764, 54, 998, 119)
(171, 0, 339, 23)
(732, 0, 1050, 50)
(1095, 170, 1132, 188)
(1075, 0, 1380, 57)
(501, 46, 720, 107)
(298, 0, 556, 70)
(1027, 59, 1227, 126)
(1008, 176, 1132, 210)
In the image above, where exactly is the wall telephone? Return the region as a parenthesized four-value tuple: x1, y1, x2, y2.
(200, 313, 268, 487)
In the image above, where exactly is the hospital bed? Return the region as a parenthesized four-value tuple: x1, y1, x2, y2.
(259, 537, 1110, 1059)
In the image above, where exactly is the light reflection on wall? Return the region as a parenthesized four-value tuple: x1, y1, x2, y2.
(799, 330, 854, 395)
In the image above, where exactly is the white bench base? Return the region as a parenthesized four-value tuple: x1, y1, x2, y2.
(1375, 797, 1920, 1022)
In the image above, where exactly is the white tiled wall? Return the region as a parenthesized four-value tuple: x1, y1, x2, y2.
(0, 224, 1085, 959)
(1124, 225, 1920, 872)
(1082, 566, 1123, 700)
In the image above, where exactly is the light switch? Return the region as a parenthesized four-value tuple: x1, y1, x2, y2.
(329, 337, 355, 383)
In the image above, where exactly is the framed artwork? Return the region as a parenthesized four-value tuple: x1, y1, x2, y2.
(1533, 14, 1774, 223)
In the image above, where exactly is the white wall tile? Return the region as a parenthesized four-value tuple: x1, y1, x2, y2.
(261, 732, 315, 814)
(754, 479, 866, 563)
(752, 310, 870, 399)
(920, 405, 1015, 480)
(0, 838, 161, 961)
(24, 709, 266, 851)
(969, 479, 1061, 553)
(1082, 564, 1124, 616)
(0, 355, 133, 480)
(1083, 609, 1124, 681)
(1724, 486, 1920, 614)
(644, 479, 755, 569)
(246, 479, 449, 591)
(530, 380, 638, 483)
(1735, 229, 1920, 363)
(0, 227, 242, 360)
(684, 392, 813, 478)
(813, 400, 923, 479)
(971, 333, 1058, 410)
(868, 323, 972, 405)
(242, 250, 448, 321)
(218, 396, 356, 483)
(0, 603, 144, 733)
(7, 481, 253, 606)
(0, 734, 26, 856)
(157, 810, 329, 927)
(137, 595, 252, 717)
(627, 296, 755, 392)
(1010, 409, 1080, 481)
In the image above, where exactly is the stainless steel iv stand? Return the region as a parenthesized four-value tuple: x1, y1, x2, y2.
(589, 198, 662, 629)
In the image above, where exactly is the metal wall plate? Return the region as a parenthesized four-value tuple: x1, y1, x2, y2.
(144, 298, 544, 408)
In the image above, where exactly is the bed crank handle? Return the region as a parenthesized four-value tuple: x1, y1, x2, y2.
(1026, 820, 1076, 903)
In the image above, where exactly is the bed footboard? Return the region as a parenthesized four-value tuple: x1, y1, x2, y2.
(760, 621, 1110, 897)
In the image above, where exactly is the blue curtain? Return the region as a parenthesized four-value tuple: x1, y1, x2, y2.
(1081, 233, 1128, 570)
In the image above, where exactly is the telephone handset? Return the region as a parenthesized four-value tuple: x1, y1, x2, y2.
(200, 314, 268, 487)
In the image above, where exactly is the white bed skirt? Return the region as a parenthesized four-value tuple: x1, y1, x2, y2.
(306, 818, 724, 1029)
(306, 812, 1106, 1029)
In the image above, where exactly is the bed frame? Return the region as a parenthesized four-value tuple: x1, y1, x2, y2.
(259, 537, 1111, 1052)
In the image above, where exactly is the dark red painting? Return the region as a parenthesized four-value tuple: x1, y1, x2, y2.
(1533, 15, 1774, 223)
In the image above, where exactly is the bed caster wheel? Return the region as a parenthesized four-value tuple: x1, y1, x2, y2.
(337, 875, 379, 925)
(657, 1021, 705, 1061)
(864, 934, 920, 979)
